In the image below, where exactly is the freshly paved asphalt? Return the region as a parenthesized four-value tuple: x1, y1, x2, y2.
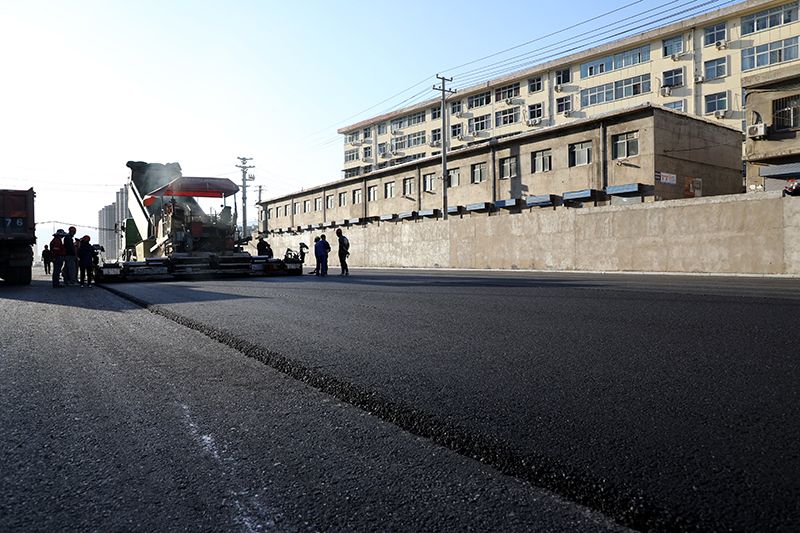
(100, 267, 800, 532)
(1, 271, 629, 532)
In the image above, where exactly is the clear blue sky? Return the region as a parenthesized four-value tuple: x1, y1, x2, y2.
(0, 0, 738, 245)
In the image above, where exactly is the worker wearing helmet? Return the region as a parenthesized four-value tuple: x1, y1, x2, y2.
(77, 235, 96, 287)
(63, 226, 78, 285)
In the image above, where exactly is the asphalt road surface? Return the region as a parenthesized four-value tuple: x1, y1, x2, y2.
(1, 271, 628, 532)
(4, 267, 800, 531)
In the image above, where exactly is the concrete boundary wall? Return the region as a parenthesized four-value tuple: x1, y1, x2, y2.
(258, 192, 800, 276)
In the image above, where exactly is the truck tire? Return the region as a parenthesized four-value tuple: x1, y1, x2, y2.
(5, 266, 31, 285)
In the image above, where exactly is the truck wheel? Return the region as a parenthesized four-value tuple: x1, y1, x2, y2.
(19, 267, 32, 285)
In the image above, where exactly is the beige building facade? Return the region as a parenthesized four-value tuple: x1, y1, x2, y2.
(335, 0, 797, 178)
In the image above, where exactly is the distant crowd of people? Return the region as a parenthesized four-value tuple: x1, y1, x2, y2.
(45, 226, 97, 288)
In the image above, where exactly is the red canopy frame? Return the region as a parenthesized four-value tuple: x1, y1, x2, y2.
(145, 176, 240, 199)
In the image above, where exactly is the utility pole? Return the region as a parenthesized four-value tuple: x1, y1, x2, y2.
(433, 75, 456, 220)
(236, 157, 255, 238)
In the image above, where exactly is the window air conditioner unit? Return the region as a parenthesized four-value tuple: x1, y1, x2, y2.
(526, 117, 541, 126)
(694, 75, 704, 83)
(455, 111, 463, 118)
(505, 98, 515, 105)
(715, 40, 728, 50)
(428, 140, 440, 147)
(457, 134, 464, 141)
(671, 53, 682, 61)
(391, 150, 398, 156)
(361, 157, 368, 162)
(659, 86, 672, 97)
(554, 84, 563, 92)
(747, 123, 766, 138)
(391, 129, 400, 136)
(563, 110, 571, 117)
(713, 110, 726, 119)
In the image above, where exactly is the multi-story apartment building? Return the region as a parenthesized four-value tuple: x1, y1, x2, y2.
(260, 0, 797, 233)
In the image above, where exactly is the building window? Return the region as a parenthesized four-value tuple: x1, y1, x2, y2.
(495, 82, 520, 101)
(556, 95, 572, 113)
(363, 127, 371, 139)
(528, 76, 542, 93)
(529, 103, 543, 118)
(613, 45, 650, 69)
(345, 149, 358, 163)
(353, 189, 362, 204)
(581, 56, 612, 78)
(391, 136, 407, 151)
(390, 117, 405, 132)
(378, 123, 387, 135)
(378, 143, 387, 155)
(705, 92, 727, 114)
(431, 128, 441, 143)
(368, 185, 378, 202)
(471, 162, 487, 184)
(663, 67, 683, 87)
(742, 2, 798, 35)
(423, 173, 436, 192)
(338, 192, 347, 207)
(432, 106, 441, 120)
(495, 107, 520, 127)
(451, 100, 462, 114)
(403, 177, 415, 196)
(384, 181, 395, 199)
(304, 200, 311, 213)
(407, 131, 426, 147)
(451, 123, 462, 138)
(315, 197, 322, 211)
(555, 68, 571, 85)
(363, 146, 372, 159)
(612, 132, 639, 159)
(499, 157, 518, 179)
(326, 195, 334, 209)
(469, 114, 491, 133)
(532, 149, 552, 173)
(447, 168, 460, 187)
(294, 202, 301, 215)
(468, 91, 492, 109)
(705, 58, 727, 79)
(663, 35, 683, 57)
(742, 37, 799, 71)
(345, 132, 359, 144)
(581, 83, 614, 107)
(267, 208, 273, 219)
(407, 110, 426, 126)
(569, 141, 592, 167)
(704, 23, 726, 46)
(773, 94, 800, 130)
(614, 74, 650, 100)
(664, 100, 684, 112)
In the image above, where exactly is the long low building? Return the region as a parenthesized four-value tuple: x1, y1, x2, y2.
(260, 104, 743, 234)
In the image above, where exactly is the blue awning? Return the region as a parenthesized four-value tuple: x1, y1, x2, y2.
(526, 194, 557, 207)
(563, 189, 596, 200)
(466, 202, 492, 211)
(760, 163, 800, 179)
(607, 183, 644, 195)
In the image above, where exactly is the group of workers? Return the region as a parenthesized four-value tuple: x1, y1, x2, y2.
(312, 228, 349, 276)
(45, 226, 97, 288)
